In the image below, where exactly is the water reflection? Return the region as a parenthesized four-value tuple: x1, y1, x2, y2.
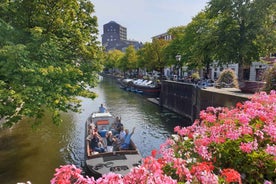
(0, 77, 190, 184)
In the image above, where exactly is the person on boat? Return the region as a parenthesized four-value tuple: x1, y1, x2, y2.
(112, 116, 123, 134)
(86, 129, 105, 155)
(111, 117, 120, 131)
(113, 126, 126, 151)
(99, 104, 106, 113)
(106, 131, 116, 152)
(120, 127, 135, 150)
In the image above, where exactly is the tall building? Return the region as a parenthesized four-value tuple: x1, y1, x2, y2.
(102, 21, 142, 52)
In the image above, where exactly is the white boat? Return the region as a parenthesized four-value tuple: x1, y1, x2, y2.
(84, 111, 142, 178)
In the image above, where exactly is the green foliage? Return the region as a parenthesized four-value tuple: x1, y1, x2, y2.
(105, 49, 124, 70)
(0, 0, 103, 127)
(180, 11, 215, 69)
(118, 45, 137, 73)
(164, 26, 186, 66)
(138, 39, 169, 74)
(262, 64, 276, 92)
(210, 139, 275, 183)
(206, 0, 276, 80)
(216, 69, 239, 88)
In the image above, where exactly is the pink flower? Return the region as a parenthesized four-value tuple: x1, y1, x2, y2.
(96, 173, 123, 184)
(191, 162, 218, 183)
(254, 130, 264, 140)
(194, 145, 212, 160)
(205, 114, 217, 123)
(172, 158, 189, 180)
(263, 124, 276, 141)
(239, 139, 258, 153)
(265, 144, 276, 157)
(239, 125, 253, 135)
(226, 128, 240, 140)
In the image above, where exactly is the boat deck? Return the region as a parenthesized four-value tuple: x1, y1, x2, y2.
(86, 152, 141, 176)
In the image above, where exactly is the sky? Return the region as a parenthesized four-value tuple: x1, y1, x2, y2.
(91, 0, 210, 43)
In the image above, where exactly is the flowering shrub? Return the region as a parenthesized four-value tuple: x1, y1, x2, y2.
(216, 68, 239, 88)
(51, 91, 276, 184)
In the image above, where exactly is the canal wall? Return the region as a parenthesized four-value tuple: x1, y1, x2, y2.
(160, 81, 252, 123)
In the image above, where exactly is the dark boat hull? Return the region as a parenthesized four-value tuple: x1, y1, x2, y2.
(119, 79, 161, 97)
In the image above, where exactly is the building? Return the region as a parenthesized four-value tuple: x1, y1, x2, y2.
(102, 21, 143, 52)
(151, 32, 173, 41)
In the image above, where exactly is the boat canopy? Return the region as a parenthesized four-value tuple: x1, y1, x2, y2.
(91, 112, 113, 118)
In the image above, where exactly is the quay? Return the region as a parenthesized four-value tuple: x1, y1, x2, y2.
(151, 80, 253, 123)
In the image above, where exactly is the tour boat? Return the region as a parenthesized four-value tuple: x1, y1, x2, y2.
(84, 111, 142, 178)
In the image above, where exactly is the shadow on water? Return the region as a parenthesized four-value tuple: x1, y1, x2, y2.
(0, 77, 191, 183)
(0, 133, 38, 184)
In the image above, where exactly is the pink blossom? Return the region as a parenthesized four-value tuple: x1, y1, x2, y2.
(205, 114, 217, 123)
(96, 173, 123, 184)
(254, 130, 264, 140)
(190, 162, 218, 184)
(173, 158, 192, 181)
(239, 139, 258, 153)
(265, 144, 276, 157)
(239, 125, 253, 135)
(194, 145, 212, 160)
(263, 124, 276, 141)
(226, 129, 240, 140)
(236, 113, 250, 124)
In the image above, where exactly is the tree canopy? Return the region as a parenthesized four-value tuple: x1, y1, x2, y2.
(0, 0, 103, 127)
(206, 0, 276, 79)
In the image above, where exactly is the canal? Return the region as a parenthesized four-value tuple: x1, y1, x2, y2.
(0, 77, 191, 184)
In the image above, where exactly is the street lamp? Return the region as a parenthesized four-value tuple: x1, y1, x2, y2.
(175, 54, 181, 80)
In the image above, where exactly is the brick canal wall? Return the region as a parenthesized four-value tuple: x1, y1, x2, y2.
(160, 80, 251, 123)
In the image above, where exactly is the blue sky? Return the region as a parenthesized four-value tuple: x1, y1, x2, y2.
(92, 0, 210, 43)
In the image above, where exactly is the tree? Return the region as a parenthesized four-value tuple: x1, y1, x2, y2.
(180, 11, 217, 78)
(118, 45, 138, 77)
(139, 39, 169, 78)
(207, 0, 276, 80)
(0, 0, 102, 127)
(105, 49, 124, 73)
(164, 26, 186, 74)
(256, 2, 276, 59)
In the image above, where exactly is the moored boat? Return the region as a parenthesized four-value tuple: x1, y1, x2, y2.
(84, 111, 142, 178)
(119, 78, 161, 97)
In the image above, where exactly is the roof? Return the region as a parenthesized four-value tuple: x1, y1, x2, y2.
(91, 112, 113, 118)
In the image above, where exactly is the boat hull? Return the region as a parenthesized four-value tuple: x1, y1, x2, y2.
(119, 78, 161, 97)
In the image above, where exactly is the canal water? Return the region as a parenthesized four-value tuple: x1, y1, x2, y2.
(0, 77, 191, 184)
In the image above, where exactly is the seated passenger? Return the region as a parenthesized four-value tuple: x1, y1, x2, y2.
(106, 131, 116, 152)
(111, 117, 122, 134)
(99, 104, 106, 113)
(86, 129, 105, 154)
(98, 126, 108, 137)
(113, 127, 126, 151)
(120, 127, 135, 150)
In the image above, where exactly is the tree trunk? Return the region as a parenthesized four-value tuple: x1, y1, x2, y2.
(238, 63, 243, 81)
